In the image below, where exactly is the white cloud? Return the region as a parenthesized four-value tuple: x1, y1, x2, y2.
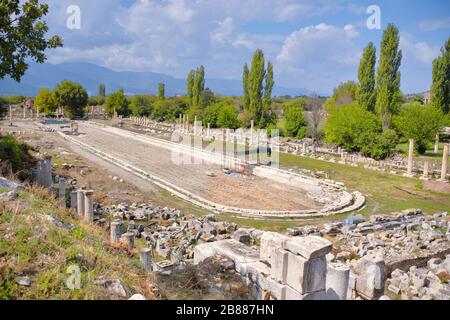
(400, 33, 440, 65)
(419, 17, 450, 31)
(276, 24, 361, 93)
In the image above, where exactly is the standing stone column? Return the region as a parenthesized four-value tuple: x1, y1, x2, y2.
(326, 263, 350, 300)
(434, 133, 440, 154)
(194, 116, 198, 135)
(76, 190, 85, 216)
(186, 115, 190, 133)
(83, 190, 94, 223)
(422, 161, 429, 180)
(123, 232, 135, 249)
(441, 143, 449, 181)
(139, 248, 153, 271)
(58, 178, 66, 198)
(70, 191, 78, 209)
(407, 139, 414, 176)
(110, 221, 122, 243)
(250, 120, 254, 145)
(207, 123, 211, 138)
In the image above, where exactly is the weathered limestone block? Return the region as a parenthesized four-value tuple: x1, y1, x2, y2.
(260, 232, 289, 262)
(282, 235, 332, 259)
(271, 248, 289, 283)
(353, 255, 387, 300)
(326, 262, 350, 300)
(284, 251, 327, 294)
(232, 228, 252, 245)
(110, 221, 122, 244)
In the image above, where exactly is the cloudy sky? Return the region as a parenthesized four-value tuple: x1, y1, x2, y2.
(42, 0, 450, 95)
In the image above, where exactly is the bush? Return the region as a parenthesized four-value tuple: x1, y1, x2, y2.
(34, 88, 57, 115)
(283, 102, 308, 139)
(393, 102, 444, 154)
(0, 97, 7, 118)
(0, 135, 36, 175)
(104, 91, 129, 117)
(217, 104, 240, 129)
(129, 95, 153, 117)
(325, 103, 396, 159)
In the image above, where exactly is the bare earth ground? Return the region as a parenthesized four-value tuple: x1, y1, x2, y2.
(67, 122, 322, 211)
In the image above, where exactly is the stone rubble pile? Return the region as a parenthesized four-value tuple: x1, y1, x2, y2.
(96, 203, 246, 271)
(387, 256, 450, 300)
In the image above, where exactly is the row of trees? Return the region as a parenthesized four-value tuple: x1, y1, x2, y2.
(323, 24, 449, 159)
(35, 80, 88, 118)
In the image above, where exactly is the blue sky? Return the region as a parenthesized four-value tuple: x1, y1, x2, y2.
(42, 0, 450, 95)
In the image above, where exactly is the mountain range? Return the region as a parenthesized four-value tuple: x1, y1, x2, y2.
(0, 62, 311, 97)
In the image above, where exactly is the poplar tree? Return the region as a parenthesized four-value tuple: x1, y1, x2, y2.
(248, 49, 265, 123)
(431, 37, 450, 114)
(98, 84, 106, 97)
(158, 83, 165, 100)
(187, 70, 195, 107)
(193, 65, 205, 108)
(375, 23, 402, 130)
(242, 63, 250, 111)
(357, 42, 376, 112)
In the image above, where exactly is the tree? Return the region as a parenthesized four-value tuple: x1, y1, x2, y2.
(203, 102, 222, 128)
(158, 83, 165, 100)
(129, 95, 152, 117)
(151, 99, 171, 122)
(98, 84, 106, 97)
(104, 90, 129, 117)
(53, 80, 88, 119)
(242, 63, 250, 111)
(193, 65, 205, 108)
(376, 23, 402, 129)
(201, 88, 215, 107)
(34, 87, 56, 115)
(0, 97, 7, 118)
(325, 103, 397, 159)
(217, 104, 240, 129)
(357, 42, 376, 112)
(283, 102, 308, 139)
(431, 37, 450, 114)
(260, 60, 275, 127)
(248, 49, 266, 124)
(324, 81, 358, 109)
(393, 102, 444, 154)
(0, 0, 62, 81)
(187, 70, 195, 107)
(307, 93, 324, 142)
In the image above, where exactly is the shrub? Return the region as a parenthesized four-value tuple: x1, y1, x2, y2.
(283, 102, 308, 139)
(217, 104, 240, 129)
(393, 102, 444, 154)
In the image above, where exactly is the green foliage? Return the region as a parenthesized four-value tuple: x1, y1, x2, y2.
(0, 134, 35, 174)
(151, 99, 170, 121)
(283, 102, 308, 139)
(3, 95, 25, 105)
(158, 82, 165, 100)
(431, 37, 450, 114)
(238, 110, 253, 128)
(248, 49, 266, 124)
(357, 42, 376, 112)
(242, 63, 250, 111)
(53, 80, 88, 119)
(324, 81, 358, 110)
(376, 23, 402, 129)
(0, 0, 63, 81)
(325, 103, 397, 160)
(0, 96, 7, 118)
(202, 103, 221, 128)
(129, 95, 152, 116)
(193, 65, 205, 108)
(217, 104, 240, 129)
(393, 102, 444, 154)
(187, 70, 195, 107)
(98, 84, 106, 97)
(34, 88, 57, 115)
(201, 88, 215, 107)
(104, 91, 129, 117)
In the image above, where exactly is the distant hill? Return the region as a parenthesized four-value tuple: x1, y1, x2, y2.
(0, 62, 311, 97)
